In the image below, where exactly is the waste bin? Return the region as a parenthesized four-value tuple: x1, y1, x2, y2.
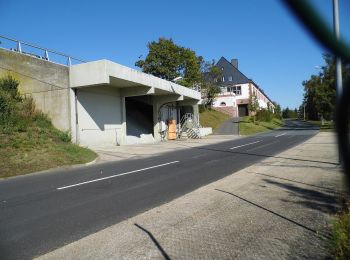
(167, 119, 177, 140)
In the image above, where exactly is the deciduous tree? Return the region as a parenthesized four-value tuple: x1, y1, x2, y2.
(135, 37, 202, 87)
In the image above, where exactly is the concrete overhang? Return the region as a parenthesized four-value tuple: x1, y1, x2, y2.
(69, 59, 201, 101)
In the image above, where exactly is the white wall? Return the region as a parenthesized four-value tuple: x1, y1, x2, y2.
(76, 86, 123, 147)
(212, 95, 237, 107)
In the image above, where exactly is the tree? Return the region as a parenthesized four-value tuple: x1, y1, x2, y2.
(282, 107, 298, 118)
(249, 92, 259, 123)
(272, 101, 282, 119)
(302, 54, 350, 120)
(200, 60, 222, 107)
(135, 37, 202, 87)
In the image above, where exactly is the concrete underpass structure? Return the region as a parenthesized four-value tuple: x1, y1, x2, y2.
(70, 60, 201, 146)
(0, 47, 202, 147)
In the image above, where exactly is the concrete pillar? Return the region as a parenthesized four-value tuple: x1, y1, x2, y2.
(153, 101, 161, 141)
(119, 96, 127, 145)
(192, 104, 199, 124)
(69, 88, 78, 144)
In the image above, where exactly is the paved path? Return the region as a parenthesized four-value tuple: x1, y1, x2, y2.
(37, 132, 343, 259)
(216, 117, 239, 135)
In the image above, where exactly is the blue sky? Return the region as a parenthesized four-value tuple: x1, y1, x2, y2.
(1, 0, 349, 109)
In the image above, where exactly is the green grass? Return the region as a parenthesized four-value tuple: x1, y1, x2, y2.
(0, 115, 97, 179)
(239, 116, 283, 135)
(308, 120, 335, 132)
(330, 202, 350, 259)
(199, 109, 231, 131)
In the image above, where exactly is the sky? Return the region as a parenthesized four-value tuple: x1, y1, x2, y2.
(0, 0, 349, 109)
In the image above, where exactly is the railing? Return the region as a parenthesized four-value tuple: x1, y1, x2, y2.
(178, 113, 202, 139)
(0, 35, 86, 66)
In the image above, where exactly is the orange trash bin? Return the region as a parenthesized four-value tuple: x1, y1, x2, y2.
(167, 119, 177, 140)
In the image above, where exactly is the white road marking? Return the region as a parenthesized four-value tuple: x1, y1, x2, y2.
(57, 161, 180, 190)
(230, 141, 261, 150)
(246, 140, 280, 152)
(275, 132, 287, 137)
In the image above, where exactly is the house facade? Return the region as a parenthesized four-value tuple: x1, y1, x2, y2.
(210, 57, 274, 117)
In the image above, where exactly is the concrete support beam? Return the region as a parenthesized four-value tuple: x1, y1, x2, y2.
(120, 86, 155, 97)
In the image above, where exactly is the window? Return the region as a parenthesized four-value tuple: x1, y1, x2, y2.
(220, 102, 226, 106)
(222, 76, 225, 82)
(214, 78, 217, 83)
(228, 76, 232, 81)
(227, 85, 241, 95)
(221, 67, 224, 70)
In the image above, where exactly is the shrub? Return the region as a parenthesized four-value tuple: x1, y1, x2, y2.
(0, 75, 20, 100)
(199, 104, 206, 113)
(0, 88, 15, 124)
(57, 131, 71, 142)
(256, 109, 274, 122)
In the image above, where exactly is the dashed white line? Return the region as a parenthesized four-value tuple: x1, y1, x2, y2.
(230, 141, 261, 150)
(57, 161, 180, 190)
(275, 132, 287, 137)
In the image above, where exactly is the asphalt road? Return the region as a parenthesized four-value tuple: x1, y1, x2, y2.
(0, 120, 319, 259)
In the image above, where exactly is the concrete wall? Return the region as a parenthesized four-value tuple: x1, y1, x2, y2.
(0, 48, 70, 131)
(76, 86, 123, 147)
(212, 95, 236, 107)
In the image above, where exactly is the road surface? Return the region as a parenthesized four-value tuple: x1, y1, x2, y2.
(0, 120, 319, 259)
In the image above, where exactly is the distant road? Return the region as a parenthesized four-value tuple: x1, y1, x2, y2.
(0, 120, 319, 259)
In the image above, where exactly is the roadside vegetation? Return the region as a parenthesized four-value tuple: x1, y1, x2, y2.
(308, 120, 335, 132)
(239, 109, 283, 135)
(0, 75, 97, 178)
(330, 201, 350, 260)
(199, 107, 231, 131)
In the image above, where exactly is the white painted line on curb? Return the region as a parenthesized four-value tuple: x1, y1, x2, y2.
(275, 132, 287, 137)
(230, 141, 261, 150)
(57, 161, 180, 190)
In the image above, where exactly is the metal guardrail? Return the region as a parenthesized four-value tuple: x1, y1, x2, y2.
(0, 35, 86, 66)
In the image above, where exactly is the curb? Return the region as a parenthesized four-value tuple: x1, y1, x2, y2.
(84, 157, 99, 166)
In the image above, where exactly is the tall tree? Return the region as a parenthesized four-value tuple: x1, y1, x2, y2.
(249, 92, 259, 123)
(135, 37, 202, 87)
(200, 60, 222, 107)
(302, 54, 350, 120)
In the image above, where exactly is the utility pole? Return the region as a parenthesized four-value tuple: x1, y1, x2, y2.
(303, 104, 306, 121)
(333, 0, 343, 99)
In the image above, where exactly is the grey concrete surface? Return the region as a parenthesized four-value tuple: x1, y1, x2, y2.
(216, 117, 240, 135)
(36, 132, 344, 260)
(92, 134, 241, 163)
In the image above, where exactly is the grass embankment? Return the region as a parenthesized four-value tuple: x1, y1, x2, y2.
(0, 75, 96, 178)
(239, 116, 283, 135)
(330, 201, 350, 259)
(199, 108, 231, 131)
(308, 120, 335, 132)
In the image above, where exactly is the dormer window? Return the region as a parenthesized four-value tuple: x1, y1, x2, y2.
(228, 76, 232, 81)
(222, 76, 225, 82)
